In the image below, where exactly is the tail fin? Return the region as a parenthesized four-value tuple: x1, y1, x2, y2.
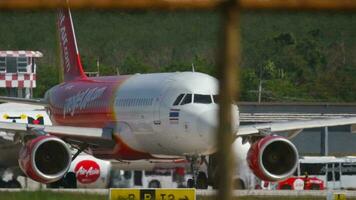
(57, 7, 87, 82)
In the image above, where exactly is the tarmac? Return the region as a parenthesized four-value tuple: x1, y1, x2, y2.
(0, 188, 356, 197)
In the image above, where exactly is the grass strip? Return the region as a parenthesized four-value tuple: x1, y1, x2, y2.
(0, 191, 105, 200)
(2, 191, 356, 200)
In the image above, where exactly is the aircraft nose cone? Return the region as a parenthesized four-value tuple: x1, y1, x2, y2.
(197, 105, 239, 141)
(197, 109, 218, 146)
(195, 105, 239, 153)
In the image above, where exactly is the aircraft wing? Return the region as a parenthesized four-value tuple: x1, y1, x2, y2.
(0, 96, 47, 106)
(0, 121, 114, 148)
(237, 117, 356, 137)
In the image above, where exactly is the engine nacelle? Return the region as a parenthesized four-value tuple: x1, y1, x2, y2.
(247, 135, 298, 182)
(18, 135, 71, 183)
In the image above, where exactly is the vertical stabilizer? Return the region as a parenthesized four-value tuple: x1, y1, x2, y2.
(57, 7, 87, 82)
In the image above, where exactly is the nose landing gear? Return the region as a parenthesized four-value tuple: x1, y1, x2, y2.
(186, 155, 208, 189)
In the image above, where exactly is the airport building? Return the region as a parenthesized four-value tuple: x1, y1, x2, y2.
(0, 50, 42, 98)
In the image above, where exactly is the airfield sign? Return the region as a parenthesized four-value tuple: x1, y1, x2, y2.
(109, 188, 195, 200)
(334, 193, 346, 200)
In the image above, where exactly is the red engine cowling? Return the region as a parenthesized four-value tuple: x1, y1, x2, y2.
(18, 135, 71, 183)
(247, 135, 298, 181)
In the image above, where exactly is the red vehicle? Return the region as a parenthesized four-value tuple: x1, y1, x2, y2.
(277, 176, 324, 190)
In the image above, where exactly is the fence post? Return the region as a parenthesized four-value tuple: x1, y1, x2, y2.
(216, 0, 240, 199)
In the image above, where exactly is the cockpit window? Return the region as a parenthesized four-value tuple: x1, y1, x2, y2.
(173, 94, 185, 106)
(194, 94, 212, 104)
(180, 94, 192, 105)
(213, 95, 219, 104)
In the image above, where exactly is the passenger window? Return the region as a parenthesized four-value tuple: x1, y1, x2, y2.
(180, 94, 192, 105)
(194, 94, 212, 104)
(173, 94, 185, 106)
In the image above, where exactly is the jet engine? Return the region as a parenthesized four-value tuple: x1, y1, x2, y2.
(247, 135, 298, 181)
(18, 135, 71, 183)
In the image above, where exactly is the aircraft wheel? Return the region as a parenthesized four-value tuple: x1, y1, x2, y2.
(187, 179, 195, 188)
(234, 179, 245, 189)
(63, 172, 77, 188)
(148, 180, 161, 188)
(47, 179, 62, 188)
(212, 183, 218, 189)
(7, 179, 21, 188)
(196, 172, 208, 189)
(310, 184, 321, 190)
(0, 179, 7, 188)
(280, 184, 292, 190)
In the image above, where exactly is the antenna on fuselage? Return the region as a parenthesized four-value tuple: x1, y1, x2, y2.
(96, 58, 100, 76)
(116, 67, 120, 75)
(191, 63, 195, 72)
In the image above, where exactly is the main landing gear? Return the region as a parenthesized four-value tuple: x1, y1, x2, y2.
(186, 155, 208, 189)
(0, 171, 21, 188)
(0, 179, 21, 188)
(47, 172, 77, 188)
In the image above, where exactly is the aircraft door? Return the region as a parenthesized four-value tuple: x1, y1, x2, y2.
(152, 83, 172, 132)
(153, 95, 161, 127)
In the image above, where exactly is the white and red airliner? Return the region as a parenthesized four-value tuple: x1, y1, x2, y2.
(0, 4, 355, 188)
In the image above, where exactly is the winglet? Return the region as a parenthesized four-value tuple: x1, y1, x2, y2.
(57, 6, 87, 82)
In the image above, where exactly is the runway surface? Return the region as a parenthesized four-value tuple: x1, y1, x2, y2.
(1, 188, 356, 197)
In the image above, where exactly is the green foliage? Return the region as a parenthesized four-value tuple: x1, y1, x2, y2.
(119, 55, 155, 74)
(0, 191, 104, 200)
(162, 55, 216, 75)
(0, 11, 354, 102)
(240, 68, 259, 101)
(34, 65, 59, 97)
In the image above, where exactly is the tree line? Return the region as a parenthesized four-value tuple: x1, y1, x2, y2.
(0, 10, 354, 102)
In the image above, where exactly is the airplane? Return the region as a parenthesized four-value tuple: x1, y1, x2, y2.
(0, 3, 355, 189)
(0, 103, 50, 187)
(0, 104, 191, 189)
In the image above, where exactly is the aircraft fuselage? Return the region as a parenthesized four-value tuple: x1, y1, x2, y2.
(46, 72, 239, 160)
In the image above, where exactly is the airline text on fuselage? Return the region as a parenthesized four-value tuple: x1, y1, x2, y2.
(63, 87, 107, 117)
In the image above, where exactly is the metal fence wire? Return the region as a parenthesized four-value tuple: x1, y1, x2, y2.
(2, 0, 356, 200)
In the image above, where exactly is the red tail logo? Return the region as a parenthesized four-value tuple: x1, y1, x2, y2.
(57, 7, 87, 82)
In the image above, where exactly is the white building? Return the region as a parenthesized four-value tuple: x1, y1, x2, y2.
(0, 50, 42, 98)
